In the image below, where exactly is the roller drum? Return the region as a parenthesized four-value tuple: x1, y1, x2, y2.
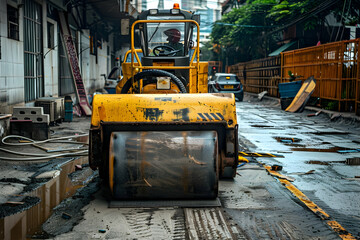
(109, 131, 218, 200)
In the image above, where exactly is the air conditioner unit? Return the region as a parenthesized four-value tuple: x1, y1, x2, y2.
(35, 97, 65, 122)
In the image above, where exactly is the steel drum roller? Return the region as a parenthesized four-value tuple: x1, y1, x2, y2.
(109, 131, 218, 200)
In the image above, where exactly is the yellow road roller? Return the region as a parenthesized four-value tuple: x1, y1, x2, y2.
(89, 5, 238, 200)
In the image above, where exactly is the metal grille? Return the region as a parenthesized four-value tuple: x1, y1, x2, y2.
(24, 0, 44, 102)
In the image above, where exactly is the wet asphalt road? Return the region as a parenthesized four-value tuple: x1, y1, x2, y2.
(237, 96, 360, 238)
(44, 95, 360, 239)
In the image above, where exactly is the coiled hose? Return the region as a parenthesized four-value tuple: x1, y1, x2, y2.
(121, 69, 187, 94)
(0, 134, 88, 161)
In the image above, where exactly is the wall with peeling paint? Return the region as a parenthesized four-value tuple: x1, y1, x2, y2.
(0, 0, 25, 113)
(0, 0, 116, 113)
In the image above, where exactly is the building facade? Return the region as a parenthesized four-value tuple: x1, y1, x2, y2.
(0, 0, 137, 113)
(181, 0, 222, 44)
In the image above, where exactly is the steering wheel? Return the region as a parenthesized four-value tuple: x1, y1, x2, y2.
(153, 45, 180, 56)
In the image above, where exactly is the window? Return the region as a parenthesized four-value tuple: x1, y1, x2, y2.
(7, 5, 19, 40)
(47, 22, 54, 48)
(218, 75, 240, 82)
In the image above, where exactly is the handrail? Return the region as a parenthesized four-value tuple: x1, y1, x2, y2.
(130, 19, 201, 92)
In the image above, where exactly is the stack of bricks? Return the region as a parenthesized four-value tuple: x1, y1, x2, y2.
(11, 107, 50, 140)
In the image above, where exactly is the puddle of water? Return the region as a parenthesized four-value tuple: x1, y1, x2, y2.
(290, 146, 353, 152)
(274, 137, 302, 143)
(306, 160, 346, 165)
(311, 131, 349, 135)
(0, 157, 90, 240)
(251, 125, 274, 128)
(307, 160, 330, 165)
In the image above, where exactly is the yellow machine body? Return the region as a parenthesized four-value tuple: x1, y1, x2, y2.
(91, 94, 236, 128)
(89, 8, 238, 200)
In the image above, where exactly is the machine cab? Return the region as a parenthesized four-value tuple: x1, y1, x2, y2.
(137, 7, 200, 83)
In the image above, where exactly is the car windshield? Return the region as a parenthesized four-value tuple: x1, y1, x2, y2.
(218, 75, 239, 82)
(146, 16, 185, 56)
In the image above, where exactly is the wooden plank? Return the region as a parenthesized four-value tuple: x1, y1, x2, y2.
(285, 76, 316, 113)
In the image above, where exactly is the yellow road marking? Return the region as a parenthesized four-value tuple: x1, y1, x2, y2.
(238, 151, 284, 158)
(264, 164, 356, 240)
(238, 156, 249, 163)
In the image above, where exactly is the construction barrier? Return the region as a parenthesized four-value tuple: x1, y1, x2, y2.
(228, 56, 281, 97)
(282, 39, 359, 113)
(228, 38, 360, 115)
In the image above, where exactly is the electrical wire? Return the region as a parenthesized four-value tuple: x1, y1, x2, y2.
(1, 134, 88, 146)
(0, 134, 89, 161)
(0, 149, 88, 161)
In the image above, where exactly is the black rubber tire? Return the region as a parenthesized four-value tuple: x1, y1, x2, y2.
(121, 69, 187, 94)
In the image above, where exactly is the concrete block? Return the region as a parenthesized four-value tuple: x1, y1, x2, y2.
(10, 120, 33, 138)
(9, 120, 49, 140)
(13, 107, 44, 115)
(11, 114, 49, 124)
(32, 122, 50, 140)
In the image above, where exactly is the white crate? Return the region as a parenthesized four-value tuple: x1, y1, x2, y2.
(11, 114, 50, 124)
(13, 107, 44, 116)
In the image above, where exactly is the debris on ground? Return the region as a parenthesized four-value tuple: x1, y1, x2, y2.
(275, 137, 302, 143)
(343, 177, 360, 181)
(6, 201, 24, 205)
(346, 157, 360, 165)
(290, 170, 316, 175)
(307, 160, 329, 165)
(271, 165, 283, 171)
(285, 76, 316, 113)
(307, 110, 322, 117)
(258, 91, 268, 101)
(263, 165, 295, 182)
(75, 165, 83, 171)
(330, 113, 342, 121)
(338, 149, 360, 154)
(62, 212, 72, 220)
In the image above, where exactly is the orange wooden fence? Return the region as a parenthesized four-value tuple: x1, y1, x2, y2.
(228, 38, 360, 115)
(282, 39, 359, 112)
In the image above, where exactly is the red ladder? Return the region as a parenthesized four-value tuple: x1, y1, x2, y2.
(59, 11, 92, 116)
